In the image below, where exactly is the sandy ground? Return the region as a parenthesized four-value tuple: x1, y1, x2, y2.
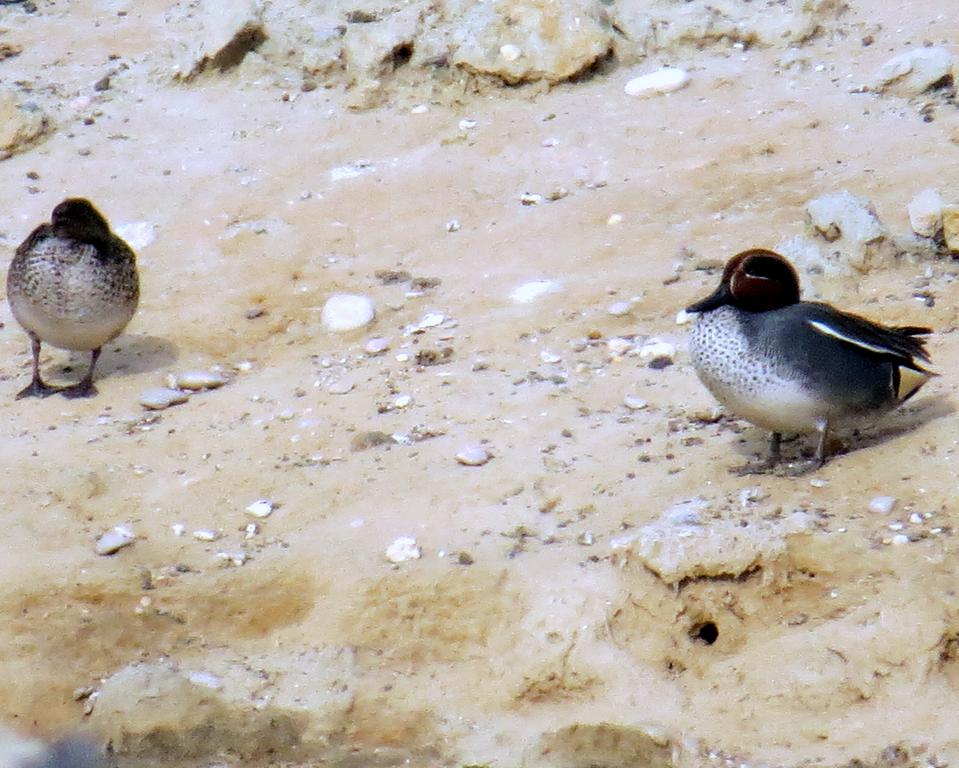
(2, 1, 959, 766)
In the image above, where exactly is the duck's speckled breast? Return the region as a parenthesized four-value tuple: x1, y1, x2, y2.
(688, 306, 827, 434)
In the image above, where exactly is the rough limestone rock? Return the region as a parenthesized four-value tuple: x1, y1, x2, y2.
(90, 662, 305, 761)
(805, 190, 891, 272)
(616, 504, 814, 586)
(534, 722, 674, 768)
(942, 204, 959, 254)
(875, 46, 955, 96)
(172, 0, 266, 81)
(608, 0, 839, 63)
(0, 90, 49, 160)
(908, 188, 943, 238)
(449, 0, 612, 85)
(342, 4, 424, 106)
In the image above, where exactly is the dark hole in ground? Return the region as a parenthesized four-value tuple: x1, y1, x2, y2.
(690, 620, 718, 645)
(391, 42, 414, 70)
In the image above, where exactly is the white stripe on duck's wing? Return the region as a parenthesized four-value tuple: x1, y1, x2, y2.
(808, 319, 891, 356)
(806, 314, 933, 368)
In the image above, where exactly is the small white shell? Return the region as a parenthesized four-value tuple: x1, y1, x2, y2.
(607, 301, 632, 317)
(624, 68, 691, 97)
(193, 529, 220, 542)
(321, 293, 375, 332)
(95, 526, 135, 555)
(455, 444, 490, 466)
(174, 370, 227, 391)
(385, 536, 421, 563)
(868, 496, 897, 515)
(509, 280, 562, 304)
(245, 499, 274, 518)
(499, 44, 521, 62)
(624, 395, 648, 411)
(364, 337, 390, 355)
(139, 387, 189, 410)
(419, 312, 445, 328)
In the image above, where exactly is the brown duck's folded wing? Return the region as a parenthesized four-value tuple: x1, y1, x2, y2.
(804, 304, 933, 371)
(14, 223, 54, 258)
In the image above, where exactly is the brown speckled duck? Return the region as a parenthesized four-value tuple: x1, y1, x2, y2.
(7, 198, 139, 399)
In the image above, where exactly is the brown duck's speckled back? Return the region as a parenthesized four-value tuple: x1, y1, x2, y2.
(7, 226, 139, 351)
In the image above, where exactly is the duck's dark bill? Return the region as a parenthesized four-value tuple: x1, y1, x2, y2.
(686, 283, 731, 313)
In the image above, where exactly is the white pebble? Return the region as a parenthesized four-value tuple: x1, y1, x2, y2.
(245, 499, 274, 518)
(624, 395, 647, 410)
(539, 350, 562, 364)
(445, 219, 461, 232)
(393, 394, 413, 408)
(321, 293, 375, 332)
(419, 312, 445, 328)
(639, 340, 676, 361)
(607, 301, 632, 317)
(364, 336, 390, 355)
(624, 68, 690, 97)
(675, 309, 693, 325)
(890, 534, 910, 546)
(187, 671, 224, 689)
(173, 370, 227, 391)
(95, 526, 135, 555)
(410, 104, 428, 114)
(171, 523, 186, 536)
(139, 387, 189, 410)
(607, 338, 634, 357)
(385, 536, 421, 563)
(908, 188, 943, 238)
(193, 529, 220, 542)
(520, 192, 543, 206)
(509, 279, 562, 304)
(245, 523, 258, 539)
(458, 118, 477, 131)
(455, 444, 490, 466)
(215, 551, 247, 567)
(868, 495, 897, 514)
(327, 378, 355, 395)
(499, 44, 521, 62)
(909, 512, 924, 524)
(607, 213, 624, 226)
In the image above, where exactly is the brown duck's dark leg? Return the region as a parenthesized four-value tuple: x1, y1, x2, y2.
(15, 334, 58, 399)
(813, 420, 829, 468)
(768, 432, 782, 465)
(61, 347, 100, 399)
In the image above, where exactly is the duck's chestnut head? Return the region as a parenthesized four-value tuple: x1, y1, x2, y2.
(686, 249, 801, 313)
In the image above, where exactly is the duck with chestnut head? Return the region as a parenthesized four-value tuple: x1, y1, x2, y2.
(686, 249, 934, 469)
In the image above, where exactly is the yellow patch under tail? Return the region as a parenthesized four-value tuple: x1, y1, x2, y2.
(897, 366, 932, 402)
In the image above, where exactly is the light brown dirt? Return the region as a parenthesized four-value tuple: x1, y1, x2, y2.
(1, 1, 959, 767)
